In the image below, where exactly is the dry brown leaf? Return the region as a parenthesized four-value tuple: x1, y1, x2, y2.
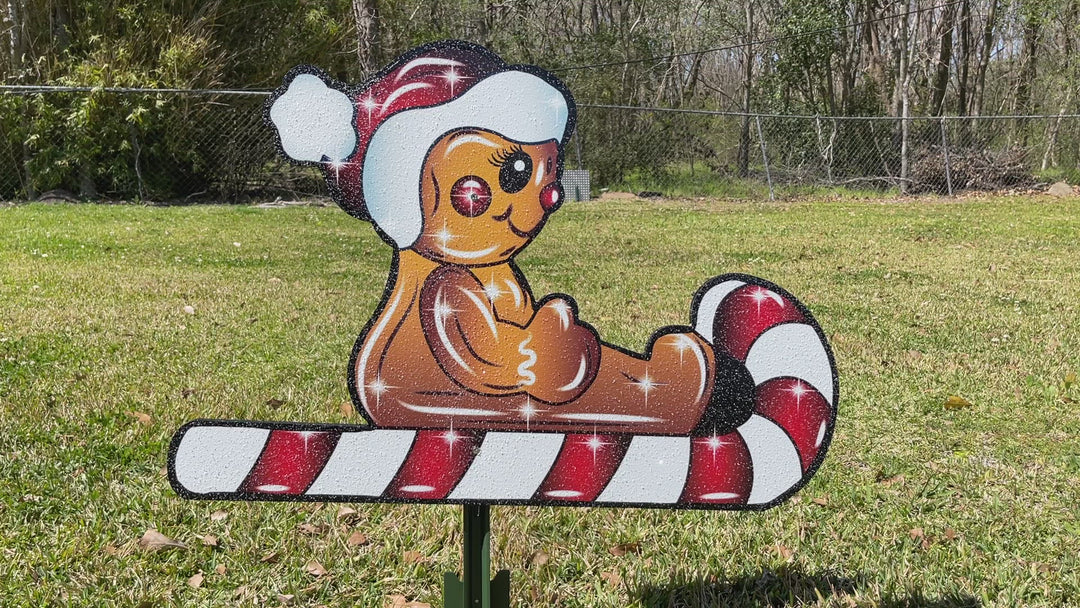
(305, 560, 328, 577)
(181, 388, 196, 398)
(187, 572, 204, 589)
(266, 397, 285, 409)
(297, 522, 326, 536)
(337, 506, 359, 523)
(138, 529, 187, 552)
(775, 544, 795, 560)
(340, 400, 355, 418)
(277, 594, 295, 604)
(214, 564, 227, 576)
(201, 534, 219, 547)
(909, 527, 925, 540)
(233, 585, 251, 599)
(812, 496, 829, 506)
(608, 542, 640, 557)
(127, 411, 152, 425)
(876, 473, 905, 486)
(260, 551, 281, 563)
(210, 510, 228, 522)
(347, 531, 369, 547)
(386, 594, 432, 608)
(103, 543, 119, 556)
(402, 550, 426, 564)
(183, 305, 196, 315)
(528, 550, 549, 568)
(600, 571, 622, 587)
(944, 395, 973, 410)
(943, 528, 959, 541)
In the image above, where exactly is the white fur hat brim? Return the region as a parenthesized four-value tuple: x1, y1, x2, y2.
(362, 70, 570, 248)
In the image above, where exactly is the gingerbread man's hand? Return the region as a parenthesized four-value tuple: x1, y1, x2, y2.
(420, 268, 599, 403)
(524, 297, 601, 403)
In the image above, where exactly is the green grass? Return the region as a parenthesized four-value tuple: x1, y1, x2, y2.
(2, 197, 1078, 607)
(608, 162, 894, 200)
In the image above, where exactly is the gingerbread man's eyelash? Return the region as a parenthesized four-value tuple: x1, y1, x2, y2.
(488, 143, 525, 167)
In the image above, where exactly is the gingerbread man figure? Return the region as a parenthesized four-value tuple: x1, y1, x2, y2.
(267, 42, 837, 478)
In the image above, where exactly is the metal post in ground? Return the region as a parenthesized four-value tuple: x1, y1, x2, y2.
(940, 117, 953, 196)
(443, 504, 510, 608)
(755, 115, 775, 201)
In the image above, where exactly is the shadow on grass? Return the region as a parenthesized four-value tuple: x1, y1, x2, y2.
(634, 565, 981, 607)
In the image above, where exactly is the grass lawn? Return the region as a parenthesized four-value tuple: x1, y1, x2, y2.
(1, 196, 1078, 607)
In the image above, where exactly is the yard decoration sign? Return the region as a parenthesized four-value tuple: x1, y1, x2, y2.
(168, 40, 839, 605)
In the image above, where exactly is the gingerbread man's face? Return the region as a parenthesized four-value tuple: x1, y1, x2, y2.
(413, 129, 563, 266)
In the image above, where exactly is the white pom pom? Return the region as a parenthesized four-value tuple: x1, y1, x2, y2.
(269, 73, 356, 163)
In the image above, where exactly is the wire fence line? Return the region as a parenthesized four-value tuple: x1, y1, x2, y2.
(1, 87, 1077, 203)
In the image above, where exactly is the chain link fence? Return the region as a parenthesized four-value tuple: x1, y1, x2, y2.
(2, 87, 1078, 203)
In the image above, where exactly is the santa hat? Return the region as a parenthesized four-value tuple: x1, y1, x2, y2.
(267, 41, 575, 248)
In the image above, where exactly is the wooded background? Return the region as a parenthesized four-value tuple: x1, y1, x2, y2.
(1, 0, 1077, 200)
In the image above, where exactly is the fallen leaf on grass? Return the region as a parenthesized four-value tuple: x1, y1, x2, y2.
(608, 542, 640, 557)
(386, 594, 432, 608)
(337, 506, 359, 523)
(266, 397, 285, 409)
(260, 551, 281, 563)
(138, 529, 187, 552)
(402, 550, 427, 564)
(233, 586, 251, 599)
(277, 593, 295, 604)
(944, 395, 973, 410)
(126, 411, 152, 425)
(187, 572, 204, 589)
(346, 531, 369, 547)
(943, 528, 959, 541)
(812, 496, 829, 506)
(297, 522, 326, 536)
(305, 560, 328, 577)
(909, 528, 932, 550)
(340, 400, 355, 418)
(210, 510, 228, 522)
(527, 550, 549, 568)
(183, 305, 195, 315)
(876, 473, 905, 486)
(215, 563, 227, 575)
(103, 543, 119, 556)
(201, 534, 218, 547)
(181, 388, 196, 399)
(600, 571, 622, 587)
(774, 544, 794, 561)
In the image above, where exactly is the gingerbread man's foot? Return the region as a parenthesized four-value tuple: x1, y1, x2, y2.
(686, 274, 838, 505)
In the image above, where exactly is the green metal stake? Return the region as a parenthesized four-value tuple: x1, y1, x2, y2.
(443, 504, 510, 608)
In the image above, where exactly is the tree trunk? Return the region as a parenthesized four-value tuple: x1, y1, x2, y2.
(352, 0, 379, 76)
(973, 0, 997, 117)
(5, 0, 26, 75)
(956, 0, 971, 116)
(738, 0, 754, 178)
(929, 1, 956, 116)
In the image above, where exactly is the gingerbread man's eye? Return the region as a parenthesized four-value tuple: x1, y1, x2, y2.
(497, 149, 532, 193)
(450, 175, 492, 217)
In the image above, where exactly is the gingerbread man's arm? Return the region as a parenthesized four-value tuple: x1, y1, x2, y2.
(419, 266, 600, 403)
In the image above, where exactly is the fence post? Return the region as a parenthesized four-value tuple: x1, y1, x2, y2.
(755, 115, 775, 201)
(574, 125, 584, 170)
(940, 117, 953, 196)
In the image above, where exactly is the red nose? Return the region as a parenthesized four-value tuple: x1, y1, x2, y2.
(539, 181, 564, 212)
